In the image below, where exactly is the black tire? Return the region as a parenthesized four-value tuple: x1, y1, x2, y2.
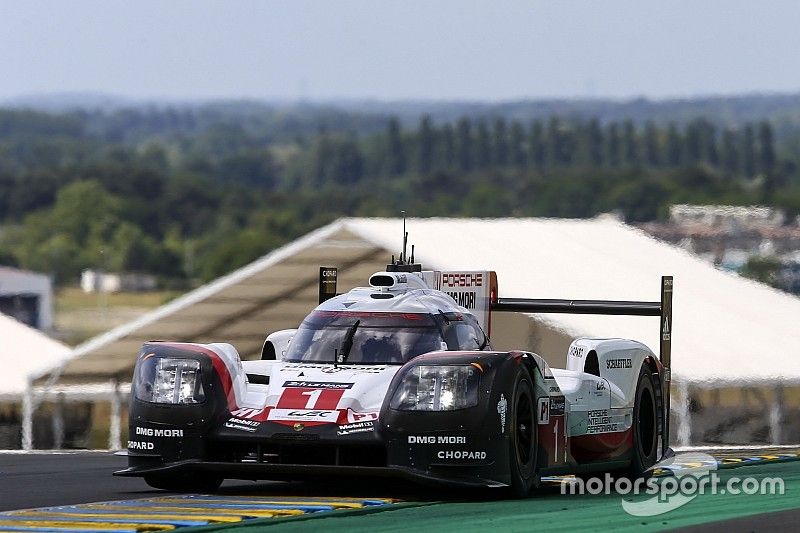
(507, 366, 538, 498)
(630, 365, 658, 476)
(144, 473, 223, 493)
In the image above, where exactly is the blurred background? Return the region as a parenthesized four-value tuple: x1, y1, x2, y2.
(1, 0, 799, 449)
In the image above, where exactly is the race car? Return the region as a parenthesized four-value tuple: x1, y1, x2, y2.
(116, 241, 673, 497)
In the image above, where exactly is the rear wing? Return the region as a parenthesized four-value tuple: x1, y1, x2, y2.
(491, 276, 674, 454)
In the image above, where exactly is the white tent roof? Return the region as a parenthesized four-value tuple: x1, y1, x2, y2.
(346, 217, 800, 385)
(38, 217, 800, 387)
(0, 312, 71, 399)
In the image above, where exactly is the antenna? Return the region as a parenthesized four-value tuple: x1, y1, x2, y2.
(401, 210, 408, 263)
(386, 211, 422, 272)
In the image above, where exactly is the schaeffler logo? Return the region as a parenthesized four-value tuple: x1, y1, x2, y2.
(561, 452, 785, 516)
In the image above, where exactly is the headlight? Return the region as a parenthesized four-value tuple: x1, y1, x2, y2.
(134, 356, 205, 404)
(390, 365, 479, 411)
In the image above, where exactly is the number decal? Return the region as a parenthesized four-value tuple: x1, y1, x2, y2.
(301, 389, 324, 409)
(553, 419, 559, 464)
(276, 387, 347, 409)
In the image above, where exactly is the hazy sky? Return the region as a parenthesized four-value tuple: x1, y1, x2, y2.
(2, 1, 799, 102)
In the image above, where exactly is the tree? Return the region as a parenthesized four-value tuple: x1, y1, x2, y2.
(721, 128, 739, 176)
(606, 122, 621, 167)
(475, 120, 492, 169)
(587, 118, 604, 166)
(441, 123, 456, 170)
(456, 118, 473, 172)
(703, 121, 719, 167)
(643, 121, 660, 167)
(509, 121, 526, 168)
(742, 123, 756, 177)
(311, 135, 364, 185)
(758, 121, 776, 175)
(666, 123, 682, 166)
(329, 137, 365, 184)
(622, 120, 638, 166)
(417, 114, 435, 174)
(685, 120, 702, 164)
(528, 121, 546, 169)
(740, 256, 781, 288)
(50, 180, 122, 244)
(547, 117, 562, 165)
(386, 117, 406, 176)
(217, 148, 276, 188)
(493, 118, 508, 166)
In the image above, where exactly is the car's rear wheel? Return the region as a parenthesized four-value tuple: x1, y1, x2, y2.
(508, 366, 538, 498)
(144, 473, 223, 493)
(630, 365, 658, 476)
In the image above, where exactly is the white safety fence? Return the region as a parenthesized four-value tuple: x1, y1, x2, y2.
(16, 380, 131, 451)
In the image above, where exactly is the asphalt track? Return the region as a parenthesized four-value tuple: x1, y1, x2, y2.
(2, 450, 800, 531)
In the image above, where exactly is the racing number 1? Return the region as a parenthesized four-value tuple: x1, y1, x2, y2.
(276, 387, 347, 410)
(301, 389, 324, 409)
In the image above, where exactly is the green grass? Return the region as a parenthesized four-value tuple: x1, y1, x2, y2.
(54, 287, 181, 345)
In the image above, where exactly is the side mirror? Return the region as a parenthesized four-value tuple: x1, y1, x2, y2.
(262, 329, 297, 360)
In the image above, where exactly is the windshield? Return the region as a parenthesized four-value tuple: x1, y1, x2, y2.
(285, 311, 445, 365)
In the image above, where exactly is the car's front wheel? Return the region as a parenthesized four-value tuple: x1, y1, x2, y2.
(507, 366, 538, 498)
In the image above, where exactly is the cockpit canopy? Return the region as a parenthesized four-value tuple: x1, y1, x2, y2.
(284, 310, 489, 365)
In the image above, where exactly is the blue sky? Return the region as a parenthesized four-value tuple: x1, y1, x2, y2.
(2, 0, 799, 101)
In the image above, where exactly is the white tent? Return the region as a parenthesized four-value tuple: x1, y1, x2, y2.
(0, 312, 70, 401)
(33, 217, 800, 447)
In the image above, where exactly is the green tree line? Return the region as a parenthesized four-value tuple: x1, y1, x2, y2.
(1, 108, 800, 288)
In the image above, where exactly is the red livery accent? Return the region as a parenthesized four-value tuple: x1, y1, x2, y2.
(276, 387, 346, 410)
(156, 342, 238, 412)
(570, 429, 633, 463)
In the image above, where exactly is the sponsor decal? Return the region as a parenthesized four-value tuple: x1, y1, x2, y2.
(444, 291, 476, 309)
(280, 363, 387, 374)
(337, 420, 374, 436)
(408, 435, 467, 444)
(283, 381, 354, 389)
(135, 427, 183, 438)
(537, 397, 550, 425)
(606, 358, 633, 369)
(569, 345, 586, 358)
(267, 409, 338, 423)
(436, 450, 487, 460)
(586, 408, 620, 434)
(595, 380, 606, 391)
(662, 316, 671, 341)
(548, 384, 561, 393)
(441, 272, 483, 288)
(127, 440, 154, 450)
(497, 394, 508, 433)
(346, 410, 379, 423)
(230, 407, 265, 420)
(549, 396, 566, 416)
(224, 417, 260, 433)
